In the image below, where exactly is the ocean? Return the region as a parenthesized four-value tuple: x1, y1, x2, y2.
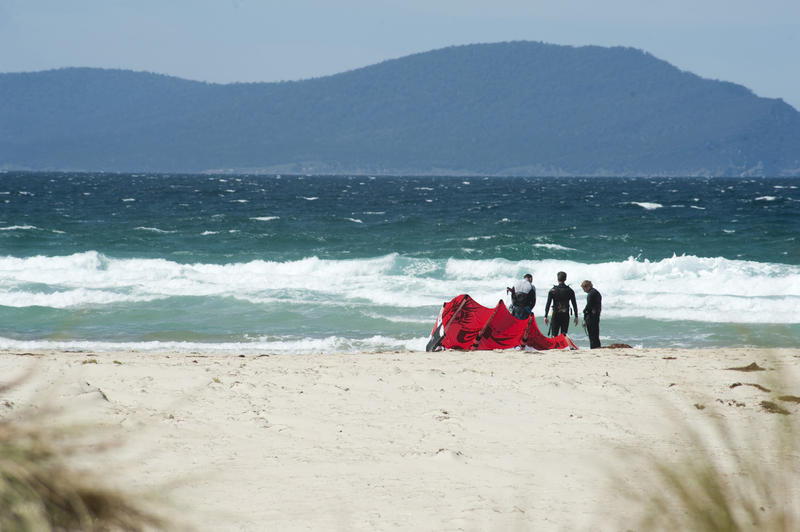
(1, 172, 798, 353)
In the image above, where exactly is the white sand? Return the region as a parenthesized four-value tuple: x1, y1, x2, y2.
(2, 347, 799, 530)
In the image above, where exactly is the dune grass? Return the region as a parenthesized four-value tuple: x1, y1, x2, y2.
(614, 361, 799, 531)
(0, 379, 170, 531)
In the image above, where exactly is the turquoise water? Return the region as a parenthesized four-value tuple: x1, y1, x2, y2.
(1, 172, 799, 352)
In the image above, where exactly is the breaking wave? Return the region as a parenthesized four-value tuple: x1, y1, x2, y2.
(1, 251, 799, 324)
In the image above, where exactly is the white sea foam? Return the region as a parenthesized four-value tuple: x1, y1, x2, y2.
(344, 217, 363, 224)
(1, 252, 799, 324)
(0, 225, 38, 231)
(533, 243, 576, 251)
(629, 202, 663, 210)
(250, 216, 279, 221)
(301, 196, 319, 201)
(0, 335, 429, 354)
(755, 196, 777, 201)
(134, 227, 176, 233)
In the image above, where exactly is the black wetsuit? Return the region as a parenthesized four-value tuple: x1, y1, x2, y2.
(510, 286, 536, 319)
(583, 288, 602, 349)
(544, 284, 577, 336)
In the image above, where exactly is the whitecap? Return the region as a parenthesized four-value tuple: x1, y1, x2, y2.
(629, 202, 663, 210)
(344, 217, 363, 224)
(3, 252, 798, 326)
(690, 206, 706, 210)
(201, 231, 219, 236)
(301, 196, 319, 201)
(122, 198, 136, 202)
(0, 225, 38, 231)
(134, 226, 175, 233)
(250, 216, 279, 221)
(755, 196, 777, 201)
(533, 243, 576, 251)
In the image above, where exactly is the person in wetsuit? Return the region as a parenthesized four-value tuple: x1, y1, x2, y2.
(581, 280, 602, 349)
(544, 271, 578, 336)
(507, 273, 536, 319)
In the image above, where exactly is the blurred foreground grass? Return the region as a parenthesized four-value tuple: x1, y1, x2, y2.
(0, 378, 171, 531)
(616, 358, 799, 531)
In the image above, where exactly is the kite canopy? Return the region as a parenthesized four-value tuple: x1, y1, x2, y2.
(426, 294, 577, 351)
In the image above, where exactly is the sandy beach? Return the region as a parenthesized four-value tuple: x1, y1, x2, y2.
(2, 347, 799, 531)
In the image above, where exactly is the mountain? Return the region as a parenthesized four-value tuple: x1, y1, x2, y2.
(1, 41, 799, 176)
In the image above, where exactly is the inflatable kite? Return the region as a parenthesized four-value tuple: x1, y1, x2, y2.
(426, 294, 577, 351)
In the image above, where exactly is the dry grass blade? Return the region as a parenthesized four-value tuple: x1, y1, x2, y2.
(609, 358, 800, 532)
(0, 382, 171, 531)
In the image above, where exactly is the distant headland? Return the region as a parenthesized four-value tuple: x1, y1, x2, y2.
(1, 41, 799, 176)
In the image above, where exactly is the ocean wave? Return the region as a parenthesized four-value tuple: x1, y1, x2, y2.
(1, 251, 799, 323)
(0, 225, 39, 231)
(0, 335, 428, 354)
(533, 243, 576, 251)
(628, 202, 663, 210)
(134, 226, 176, 233)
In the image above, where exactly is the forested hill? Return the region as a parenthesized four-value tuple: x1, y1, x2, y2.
(2, 41, 799, 176)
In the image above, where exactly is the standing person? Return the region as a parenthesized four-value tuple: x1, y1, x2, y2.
(581, 280, 602, 349)
(507, 273, 536, 319)
(544, 271, 578, 336)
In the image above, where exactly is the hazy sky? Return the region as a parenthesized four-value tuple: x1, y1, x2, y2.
(2, 0, 799, 109)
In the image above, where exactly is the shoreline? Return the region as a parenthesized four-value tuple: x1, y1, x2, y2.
(2, 347, 799, 530)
